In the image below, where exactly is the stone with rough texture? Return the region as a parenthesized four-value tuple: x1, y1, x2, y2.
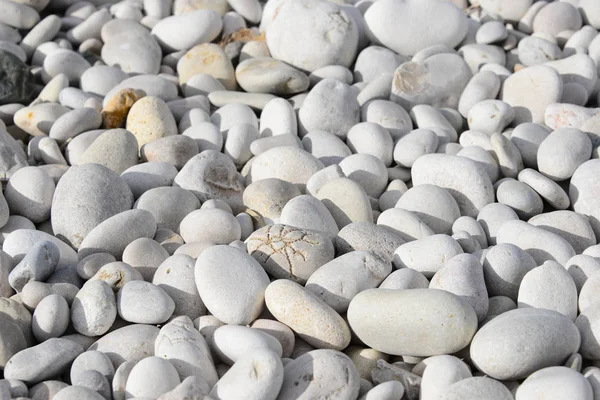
(246, 224, 334, 284)
(0, 50, 35, 105)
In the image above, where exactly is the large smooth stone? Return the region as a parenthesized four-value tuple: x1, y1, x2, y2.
(411, 154, 494, 218)
(470, 308, 581, 380)
(501, 65, 563, 125)
(347, 288, 478, 357)
(51, 164, 133, 249)
(264, 0, 359, 72)
(364, 0, 467, 56)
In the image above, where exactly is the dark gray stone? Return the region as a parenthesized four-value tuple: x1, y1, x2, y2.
(0, 50, 34, 105)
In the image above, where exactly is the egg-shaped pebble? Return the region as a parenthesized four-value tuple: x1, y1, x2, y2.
(348, 288, 477, 356)
(195, 245, 269, 325)
(51, 164, 133, 249)
(470, 308, 581, 380)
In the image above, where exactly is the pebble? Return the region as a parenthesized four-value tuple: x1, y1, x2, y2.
(264, 0, 358, 72)
(470, 308, 580, 380)
(348, 288, 477, 356)
(501, 65, 563, 125)
(516, 366, 593, 400)
(265, 279, 350, 350)
(9, 240, 60, 293)
(236, 57, 309, 95)
(178, 43, 235, 89)
(411, 154, 494, 218)
(305, 251, 390, 313)
(391, 53, 472, 111)
(518, 260, 578, 320)
(442, 377, 514, 400)
(51, 164, 133, 249)
(71, 280, 117, 336)
(298, 78, 360, 139)
(4, 166, 54, 223)
(88, 324, 160, 368)
(538, 127, 592, 181)
(364, 0, 467, 56)
(154, 316, 217, 386)
(0, 51, 35, 105)
(174, 150, 245, 213)
(196, 245, 269, 325)
(13, 103, 70, 137)
(496, 178, 543, 219)
(278, 349, 359, 399)
(122, 237, 169, 281)
(31, 294, 69, 342)
(126, 96, 178, 149)
(246, 224, 334, 283)
(151, 10, 222, 52)
(125, 356, 180, 399)
(4, 338, 83, 385)
(120, 161, 178, 199)
(210, 348, 283, 400)
(78, 128, 139, 174)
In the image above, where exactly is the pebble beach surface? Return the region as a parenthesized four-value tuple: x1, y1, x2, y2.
(2, 0, 600, 399)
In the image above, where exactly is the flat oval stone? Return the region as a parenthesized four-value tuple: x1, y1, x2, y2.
(248, 146, 324, 191)
(177, 43, 235, 89)
(3, 229, 77, 270)
(125, 356, 180, 399)
(77, 129, 139, 175)
(277, 349, 360, 400)
(246, 224, 334, 284)
(213, 324, 282, 364)
(151, 10, 222, 52)
(305, 251, 391, 313)
(51, 164, 133, 249)
(516, 366, 592, 400)
(315, 178, 372, 229)
(179, 208, 241, 244)
(335, 221, 405, 264)
(496, 220, 576, 266)
(3, 338, 83, 385)
(265, 279, 351, 350)
(153, 255, 205, 320)
(264, 0, 358, 72)
(80, 210, 155, 262)
(13, 103, 70, 137)
(348, 288, 478, 357)
(236, 57, 309, 95)
(501, 65, 563, 125)
(538, 127, 592, 181)
(101, 32, 161, 75)
(442, 377, 514, 400)
(518, 260, 578, 320)
(195, 245, 269, 325)
(279, 194, 339, 236)
(298, 78, 360, 139)
(396, 184, 460, 235)
(364, 0, 467, 56)
(528, 210, 596, 254)
(126, 96, 177, 149)
(49, 107, 102, 143)
(117, 280, 175, 324)
(411, 154, 495, 218)
(88, 324, 160, 368)
(470, 308, 581, 380)
(4, 166, 54, 224)
(121, 162, 178, 199)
